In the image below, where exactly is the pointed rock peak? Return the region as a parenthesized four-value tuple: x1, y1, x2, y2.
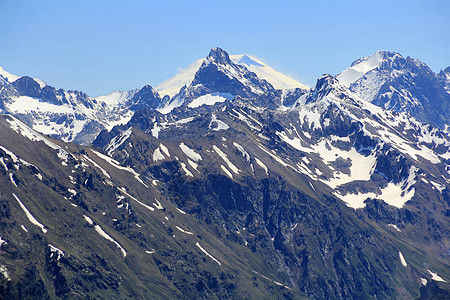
(315, 74, 338, 90)
(207, 47, 232, 65)
(137, 83, 157, 94)
(438, 66, 450, 76)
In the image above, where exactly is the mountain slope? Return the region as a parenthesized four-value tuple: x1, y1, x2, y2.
(93, 69, 449, 298)
(0, 114, 306, 299)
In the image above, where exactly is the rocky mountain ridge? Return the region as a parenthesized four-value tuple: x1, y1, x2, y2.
(337, 50, 450, 128)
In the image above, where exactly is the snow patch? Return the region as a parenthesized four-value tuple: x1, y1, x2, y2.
(105, 128, 132, 156)
(82, 154, 111, 179)
(90, 150, 149, 188)
(13, 193, 47, 233)
(176, 226, 193, 235)
(179, 143, 202, 161)
(180, 162, 194, 177)
(0, 265, 10, 281)
(49, 244, 65, 260)
(254, 157, 268, 175)
(118, 187, 155, 211)
(196, 242, 221, 266)
(159, 143, 170, 157)
(387, 224, 401, 232)
(0, 237, 7, 248)
(428, 270, 446, 282)
(153, 199, 163, 210)
(210, 114, 229, 131)
(188, 92, 233, 108)
(84, 215, 93, 225)
(399, 252, 407, 267)
(9, 173, 17, 187)
(153, 148, 165, 161)
(233, 142, 250, 162)
(221, 165, 233, 179)
(213, 145, 240, 174)
(176, 208, 186, 215)
(94, 225, 127, 257)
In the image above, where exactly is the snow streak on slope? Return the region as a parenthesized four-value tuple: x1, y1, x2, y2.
(6, 116, 70, 163)
(179, 143, 202, 161)
(90, 149, 149, 188)
(13, 193, 48, 233)
(427, 270, 446, 282)
(213, 145, 240, 174)
(82, 216, 128, 258)
(105, 128, 132, 156)
(196, 242, 221, 266)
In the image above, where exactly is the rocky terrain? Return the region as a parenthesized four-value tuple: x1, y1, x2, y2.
(0, 48, 449, 299)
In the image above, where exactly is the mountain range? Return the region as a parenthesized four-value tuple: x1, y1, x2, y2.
(0, 47, 449, 299)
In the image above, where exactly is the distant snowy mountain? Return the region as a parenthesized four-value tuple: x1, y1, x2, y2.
(155, 51, 308, 99)
(0, 69, 160, 144)
(337, 50, 450, 128)
(157, 47, 302, 113)
(230, 54, 308, 90)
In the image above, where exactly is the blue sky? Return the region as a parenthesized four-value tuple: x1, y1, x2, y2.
(1, 0, 449, 96)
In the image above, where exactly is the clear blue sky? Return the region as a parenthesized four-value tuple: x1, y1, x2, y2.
(1, 0, 449, 96)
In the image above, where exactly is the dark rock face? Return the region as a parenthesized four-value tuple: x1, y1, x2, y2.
(163, 172, 402, 299)
(11, 76, 42, 99)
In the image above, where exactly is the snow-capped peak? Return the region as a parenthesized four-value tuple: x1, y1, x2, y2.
(155, 58, 205, 98)
(230, 54, 309, 90)
(94, 89, 138, 106)
(0, 66, 20, 83)
(155, 48, 309, 98)
(207, 47, 232, 65)
(337, 51, 385, 88)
